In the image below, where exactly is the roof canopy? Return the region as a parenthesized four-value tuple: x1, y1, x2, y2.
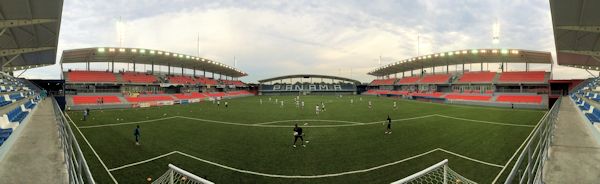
(368, 49, 552, 76)
(550, 0, 600, 70)
(258, 74, 360, 84)
(0, 0, 63, 72)
(60, 47, 247, 78)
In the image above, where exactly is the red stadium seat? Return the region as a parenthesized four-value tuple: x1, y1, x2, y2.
(68, 71, 116, 83)
(196, 77, 218, 85)
(73, 96, 121, 104)
(445, 94, 492, 101)
(173, 92, 207, 99)
(496, 95, 543, 104)
(457, 72, 496, 83)
(125, 96, 174, 102)
(498, 71, 546, 83)
(419, 74, 451, 84)
(122, 72, 158, 83)
(168, 76, 197, 84)
(397, 76, 421, 84)
(370, 79, 397, 85)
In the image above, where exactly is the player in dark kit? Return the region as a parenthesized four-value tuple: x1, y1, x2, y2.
(134, 125, 141, 145)
(292, 124, 305, 147)
(385, 115, 392, 134)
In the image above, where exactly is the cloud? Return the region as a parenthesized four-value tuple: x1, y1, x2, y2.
(17, 0, 595, 82)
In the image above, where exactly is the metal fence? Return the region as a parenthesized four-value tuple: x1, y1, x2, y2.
(503, 97, 561, 184)
(52, 97, 96, 184)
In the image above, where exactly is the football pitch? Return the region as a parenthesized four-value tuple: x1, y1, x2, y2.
(66, 95, 546, 184)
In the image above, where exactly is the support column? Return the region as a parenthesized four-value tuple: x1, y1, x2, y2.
(133, 61, 136, 72)
(168, 64, 171, 75)
(181, 66, 184, 76)
(480, 62, 483, 71)
(193, 68, 196, 77)
(151, 62, 154, 74)
(433, 67, 435, 74)
(111, 61, 115, 73)
(446, 65, 449, 74)
(462, 63, 465, 73)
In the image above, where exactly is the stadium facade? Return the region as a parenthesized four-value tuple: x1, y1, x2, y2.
(258, 74, 360, 95)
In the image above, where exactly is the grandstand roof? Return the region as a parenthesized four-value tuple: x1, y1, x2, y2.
(368, 49, 552, 76)
(60, 47, 247, 77)
(550, 0, 600, 70)
(0, 0, 62, 72)
(258, 74, 360, 84)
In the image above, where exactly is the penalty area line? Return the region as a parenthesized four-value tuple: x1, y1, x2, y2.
(105, 147, 503, 179)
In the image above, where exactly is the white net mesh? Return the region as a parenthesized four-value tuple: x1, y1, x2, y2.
(151, 164, 214, 184)
(391, 159, 477, 184)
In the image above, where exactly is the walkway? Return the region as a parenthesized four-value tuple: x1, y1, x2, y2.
(0, 98, 67, 183)
(543, 96, 600, 183)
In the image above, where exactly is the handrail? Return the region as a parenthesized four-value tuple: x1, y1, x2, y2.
(51, 97, 96, 184)
(503, 97, 561, 184)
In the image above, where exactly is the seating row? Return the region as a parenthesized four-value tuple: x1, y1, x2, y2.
(369, 71, 547, 86)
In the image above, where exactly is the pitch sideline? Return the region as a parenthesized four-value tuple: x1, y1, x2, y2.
(77, 114, 531, 129)
(65, 113, 119, 184)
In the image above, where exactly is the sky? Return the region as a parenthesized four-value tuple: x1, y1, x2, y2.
(17, 0, 593, 83)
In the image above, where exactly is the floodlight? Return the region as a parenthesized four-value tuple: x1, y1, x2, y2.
(179, 55, 183, 58)
(492, 50, 498, 53)
(511, 50, 519, 54)
(501, 49, 508, 54)
(461, 50, 467, 54)
(440, 53, 446, 57)
(140, 49, 146, 54)
(471, 49, 478, 54)
(448, 52, 454, 56)
(109, 48, 115, 52)
(434, 54, 439, 57)
(201, 59, 205, 62)
(454, 51, 460, 55)
(150, 50, 155, 54)
(131, 49, 137, 53)
(165, 52, 170, 56)
(427, 55, 431, 58)
(480, 50, 486, 53)
(119, 48, 125, 52)
(97, 48, 105, 52)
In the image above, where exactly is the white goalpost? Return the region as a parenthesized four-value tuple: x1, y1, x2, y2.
(390, 159, 477, 184)
(152, 164, 214, 184)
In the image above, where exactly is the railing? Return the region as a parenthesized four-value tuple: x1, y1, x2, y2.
(51, 97, 95, 184)
(503, 97, 561, 184)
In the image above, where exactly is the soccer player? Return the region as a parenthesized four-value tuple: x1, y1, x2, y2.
(260, 99, 263, 105)
(292, 124, 305, 147)
(315, 105, 320, 115)
(280, 100, 284, 108)
(393, 101, 397, 110)
(134, 125, 141, 145)
(225, 101, 229, 108)
(301, 101, 305, 109)
(82, 108, 89, 121)
(350, 98, 353, 104)
(321, 102, 326, 112)
(217, 100, 220, 107)
(368, 100, 372, 109)
(385, 115, 392, 134)
(296, 100, 300, 108)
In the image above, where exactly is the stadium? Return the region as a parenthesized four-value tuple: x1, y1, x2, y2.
(0, 0, 598, 184)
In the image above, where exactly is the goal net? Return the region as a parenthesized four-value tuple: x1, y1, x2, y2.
(151, 164, 214, 184)
(390, 159, 477, 184)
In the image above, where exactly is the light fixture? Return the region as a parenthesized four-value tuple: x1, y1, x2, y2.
(140, 49, 146, 54)
(109, 48, 115, 52)
(479, 49, 486, 53)
(461, 50, 467, 54)
(511, 50, 519, 54)
(501, 49, 509, 54)
(97, 48, 105, 52)
(492, 50, 498, 53)
(119, 48, 125, 52)
(131, 49, 137, 53)
(471, 49, 478, 54)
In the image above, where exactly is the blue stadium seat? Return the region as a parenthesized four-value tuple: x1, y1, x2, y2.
(24, 101, 35, 109)
(586, 108, 600, 124)
(6, 107, 28, 123)
(579, 103, 591, 111)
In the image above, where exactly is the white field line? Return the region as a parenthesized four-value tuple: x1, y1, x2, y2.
(435, 114, 535, 128)
(394, 98, 548, 113)
(437, 148, 503, 168)
(108, 151, 178, 172)
(490, 110, 548, 184)
(78, 116, 178, 129)
(72, 114, 531, 129)
(105, 147, 504, 179)
(65, 113, 119, 184)
(175, 149, 438, 178)
(255, 119, 364, 125)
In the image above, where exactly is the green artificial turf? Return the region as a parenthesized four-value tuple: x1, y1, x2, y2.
(66, 95, 546, 184)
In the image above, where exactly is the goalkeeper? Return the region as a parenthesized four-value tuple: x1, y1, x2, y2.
(292, 124, 305, 147)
